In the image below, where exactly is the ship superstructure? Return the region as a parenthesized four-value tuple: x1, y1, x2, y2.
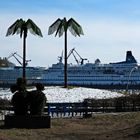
(40, 51, 140, 89)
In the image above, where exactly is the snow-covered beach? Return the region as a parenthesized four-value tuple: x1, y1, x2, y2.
(0, 86, 123, 103)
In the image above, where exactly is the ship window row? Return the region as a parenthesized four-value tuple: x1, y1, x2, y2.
(64, 75, 121, 78)
(45, 79, 140, 82)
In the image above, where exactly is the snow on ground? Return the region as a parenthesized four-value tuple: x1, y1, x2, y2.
(0, 86, 123, 103)
(44, 86, 123, 103)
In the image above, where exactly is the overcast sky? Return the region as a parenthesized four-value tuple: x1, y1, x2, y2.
(1, 0, 140, 67)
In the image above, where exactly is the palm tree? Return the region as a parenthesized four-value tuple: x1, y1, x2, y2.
(48, 17, 84, 88)
(6, 18, 43, 79)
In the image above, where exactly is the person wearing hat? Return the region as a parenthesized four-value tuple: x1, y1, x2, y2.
(29, 83, 46, 115)
(11, 78, 28, 115)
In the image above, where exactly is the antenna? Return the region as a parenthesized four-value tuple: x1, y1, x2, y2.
(58, 50, 63, 63)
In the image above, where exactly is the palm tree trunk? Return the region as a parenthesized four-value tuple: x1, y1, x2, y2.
(64, 30, 68, 88)
(23, 33, 26, 79)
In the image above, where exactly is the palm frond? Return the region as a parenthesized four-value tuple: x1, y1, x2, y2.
(68, 18, 84, 37)
(14, 19, 25, 38)
(6, 19, 24, 36)
(58, 26, 65, 37)
(55, 22, 65, 37)
(48, 17, 84, 37)
(26, 19, 43, 37)
(48, 18, 61, 35)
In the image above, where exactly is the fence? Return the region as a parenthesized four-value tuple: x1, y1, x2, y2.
(1, 94, 140, 118)
(46, 94, 140, 117)
(45, 95, 140, 117)
(46, 102, 85, 117)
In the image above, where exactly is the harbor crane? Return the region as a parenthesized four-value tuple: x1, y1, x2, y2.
(67, 48, 87, 65)
(7, 52, 31, 66)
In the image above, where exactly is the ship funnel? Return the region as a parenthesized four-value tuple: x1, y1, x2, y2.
(126, 51, 137, 63)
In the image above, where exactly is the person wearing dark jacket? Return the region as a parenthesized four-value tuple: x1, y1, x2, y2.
(29, 83, 46, 115)
(11, 78, 28, 115)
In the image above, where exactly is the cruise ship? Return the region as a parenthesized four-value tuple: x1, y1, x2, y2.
(0, 57, 45, 87)
(0, 51, 140, 89)
(40, 51, 140, 89)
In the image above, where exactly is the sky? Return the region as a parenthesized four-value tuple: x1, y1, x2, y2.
(1, 0, 140, 67)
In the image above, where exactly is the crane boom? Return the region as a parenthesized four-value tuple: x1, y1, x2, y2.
(7, 52, 31, 66)
(67, 48, 87, 65)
